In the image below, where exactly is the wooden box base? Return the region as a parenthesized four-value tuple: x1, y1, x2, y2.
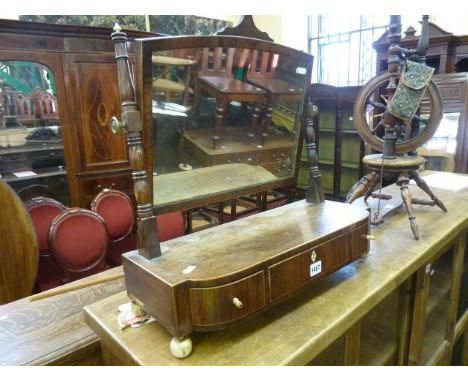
(122, 200, 370, 357)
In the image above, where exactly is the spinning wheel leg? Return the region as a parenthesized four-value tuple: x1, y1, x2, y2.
(345, 171, 380, 204)
(169, 336, 193, 358)
(410, 170, 447, 212)
(364, 172, 381, 201)
(397, 173, 419, 240)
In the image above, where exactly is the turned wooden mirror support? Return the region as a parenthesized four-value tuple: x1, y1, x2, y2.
(111, 24, 161, 259)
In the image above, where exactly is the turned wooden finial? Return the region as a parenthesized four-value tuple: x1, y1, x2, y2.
(113, 23, 122, 33)
(305, 103, 325, 204)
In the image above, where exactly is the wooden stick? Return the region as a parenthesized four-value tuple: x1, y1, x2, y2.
(30, 271, 125, 301)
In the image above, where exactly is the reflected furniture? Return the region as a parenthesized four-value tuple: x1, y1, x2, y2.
(196, 46, 267, 149)
(245, 49, 304, 146)
(136, 36, 312, 216)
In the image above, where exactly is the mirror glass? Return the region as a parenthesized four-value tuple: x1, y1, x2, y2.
(0, 61, 68, 203)
(144, 41, 311, 210)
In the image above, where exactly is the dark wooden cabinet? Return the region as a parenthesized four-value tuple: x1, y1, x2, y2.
(373, 22, 468, 75)
(0, 19, 155, 206)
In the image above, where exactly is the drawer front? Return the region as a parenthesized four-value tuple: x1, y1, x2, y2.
(211, 151, 258, 166)
(190, 271, 266, 327)
(269, 232, 352, 302)
(352, 222, 370, 259)
(261, 160, 293, 177)
(259, 148, 291, 164)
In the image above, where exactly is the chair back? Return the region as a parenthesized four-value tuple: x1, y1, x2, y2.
(14, 92, 32, 118)
(91, 189, 135, 242)
(24, 197, 67, 255)
(156, 211, 186, 242)
(247, 50, 279, 80)
(199, 47, 249, 78)
(49, 208, 109, 273)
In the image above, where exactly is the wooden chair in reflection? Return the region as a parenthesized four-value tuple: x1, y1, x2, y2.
(152, 53, 199, 170)
(245, 50, 304, 146)
(31, 88, 59, 126)
(195, 47, 267, 149)
(13, 91, 38, 126)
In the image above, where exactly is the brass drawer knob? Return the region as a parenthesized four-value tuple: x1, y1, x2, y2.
(232, 297, 243, 309)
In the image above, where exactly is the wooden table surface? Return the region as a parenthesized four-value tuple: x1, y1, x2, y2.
(0, 267, 125, 365)
(84, 172, 468, 365)
(1, 171, 466, 366)
(154, 163, 277, 207)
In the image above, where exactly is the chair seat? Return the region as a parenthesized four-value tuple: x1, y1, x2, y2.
(200, 76, 266, 95)
(153, 78, 194, 94)
(247, 77, 303, 95)
(363, 153, 425, 171)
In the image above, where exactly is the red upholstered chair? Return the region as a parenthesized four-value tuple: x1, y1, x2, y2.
(48, 208, 109, 281)
(24, 197, 67, 291)
(156, 211, 186, 242)
(91, 189, 137, 266)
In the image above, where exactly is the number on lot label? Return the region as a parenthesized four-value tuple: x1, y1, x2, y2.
(310, 261, 322, 277)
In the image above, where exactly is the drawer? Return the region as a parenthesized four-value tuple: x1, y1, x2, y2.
(352, 222, 370, 259)
(259, 148, 291, 164)
(261, 160, 292, 177)
(269, 231, 352, 302)
(190, 271, 266, 327)
(211, 151, 258, 166)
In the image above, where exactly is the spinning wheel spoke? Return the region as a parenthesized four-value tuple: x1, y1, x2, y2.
(354, 70, 442, 154)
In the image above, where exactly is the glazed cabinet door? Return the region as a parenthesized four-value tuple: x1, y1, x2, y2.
(408, 234, 467, 365)
(63, 53, 131, 206)
(0, 50, 71, 205)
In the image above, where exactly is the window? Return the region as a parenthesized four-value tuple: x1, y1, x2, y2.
(308, 16, 388, 86)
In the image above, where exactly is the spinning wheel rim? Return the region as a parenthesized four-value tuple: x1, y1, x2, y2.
(353, 70, 443, 154)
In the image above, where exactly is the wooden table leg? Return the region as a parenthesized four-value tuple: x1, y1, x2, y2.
(213, 100, 227, 149)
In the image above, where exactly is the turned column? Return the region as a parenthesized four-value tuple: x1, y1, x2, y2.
(111, 24, 161, 259)
(305, 103, 325, 204)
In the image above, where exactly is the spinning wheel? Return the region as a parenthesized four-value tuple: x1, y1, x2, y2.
(354, 70, 443, 154)
(346, 15, 447, 240)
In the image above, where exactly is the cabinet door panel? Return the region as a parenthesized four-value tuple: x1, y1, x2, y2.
(65, 53, 129, 173)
